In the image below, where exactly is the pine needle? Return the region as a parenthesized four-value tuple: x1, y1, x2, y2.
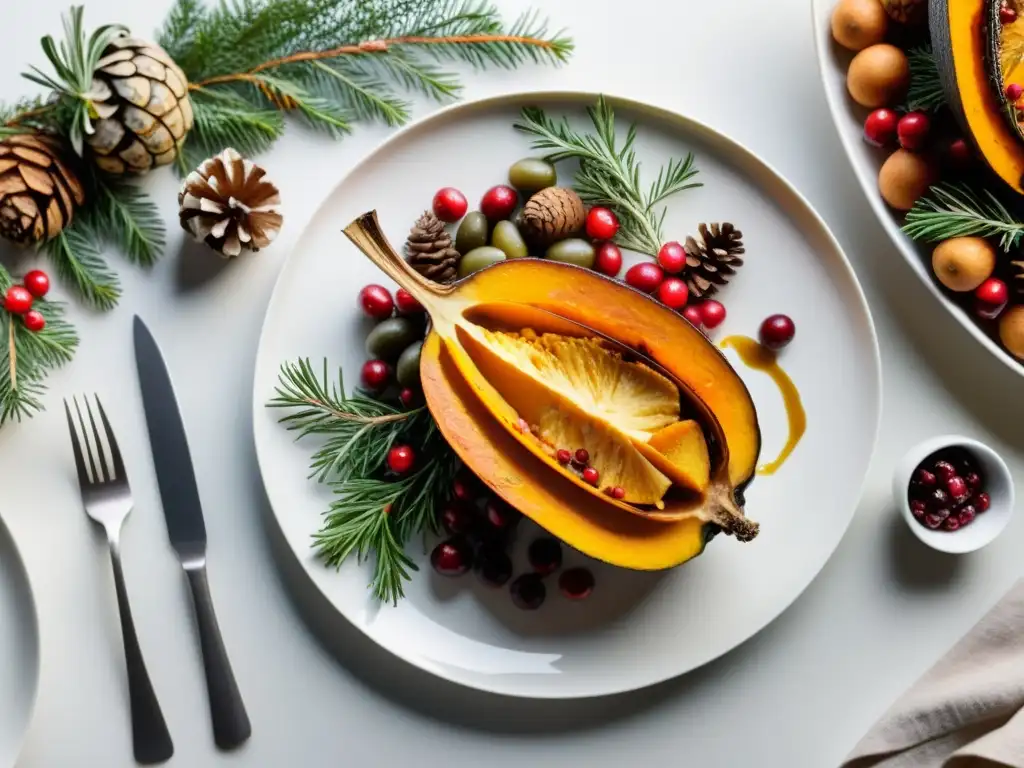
(44, 225, 122, 310)
(85, 179, 166, 266)
(902, 182, 1024, 252)
(903, 46, 946, 113)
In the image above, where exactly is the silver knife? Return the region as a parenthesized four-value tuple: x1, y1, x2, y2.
(133, 316, 251, 750)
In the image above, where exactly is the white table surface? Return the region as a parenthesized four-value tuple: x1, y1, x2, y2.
(3, 0, 1023, 765)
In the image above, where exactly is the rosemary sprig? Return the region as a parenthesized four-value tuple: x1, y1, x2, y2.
(903, 46, 946, 113)
(902, 182, 1024, 252)
(269, 358, 459, 605)
(514, 96, 701, 256)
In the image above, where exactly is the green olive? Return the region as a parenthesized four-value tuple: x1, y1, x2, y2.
(396, 341, 423, 388)
(508, 158, 557, 193)
(490, 220, 528, 259)
(365, 317, 420, 361)
(455, 211, 489, 255)
(458, 246, 506, 278)
(545, 238, 595, 269)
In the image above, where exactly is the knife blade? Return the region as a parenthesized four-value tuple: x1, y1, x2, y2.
(133, 315, 251, 750)
(133, 316, 206, 561)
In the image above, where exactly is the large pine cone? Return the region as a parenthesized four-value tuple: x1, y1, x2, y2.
(0, 134, 84, 245)
(683, 222, 745, 299)
(87, 35, 194, 174)
(406, 211, 461, 283)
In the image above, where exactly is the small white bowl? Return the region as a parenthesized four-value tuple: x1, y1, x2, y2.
(893, 436, 1015, 554)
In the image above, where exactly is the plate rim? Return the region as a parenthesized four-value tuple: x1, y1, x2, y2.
(809, 0, 1024, 378)
(0, 512, 40, 766)
(251, 88, 883, 698)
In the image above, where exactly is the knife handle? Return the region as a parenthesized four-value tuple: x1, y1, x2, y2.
(185, 565, 251, 750)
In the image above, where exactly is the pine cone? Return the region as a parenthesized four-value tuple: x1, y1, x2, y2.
(87, 35, 194, 174)
(0, 134, 84, 245)
(405, 211, 461, 283)
(178, 147, 282, 258)
(683, 222, 745, 299)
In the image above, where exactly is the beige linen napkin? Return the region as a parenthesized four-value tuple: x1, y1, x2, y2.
(842, 579, 1024, 768)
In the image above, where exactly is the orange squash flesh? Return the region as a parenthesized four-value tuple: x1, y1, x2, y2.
(932, 0, 1024, 194)
(421, 334, 709, 570)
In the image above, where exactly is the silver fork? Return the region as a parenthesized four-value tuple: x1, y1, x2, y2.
(64, 395, 174, 765)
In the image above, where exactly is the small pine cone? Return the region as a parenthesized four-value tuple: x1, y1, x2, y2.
(405, 211, 461, 283)
(178, 147, 282, 258)
(0, 133, 84, 245)
(683, 222, 745, 299)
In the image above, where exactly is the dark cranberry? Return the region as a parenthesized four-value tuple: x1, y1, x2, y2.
(943, 516, 961, 532)
(509, 574, 546, 610)
(909, 499, 927, 518)
(452, 475, 475, 503)
(965, 472, 982, 490)
(485, 498, 520, 530)
(933, 507, 952, 521)
(477, 549, 513, 587)
(431, 538, 473, 576)
(929, 488, 950, 509)
(958, 505, 977, 526)
(976, 492, 991, 512)
(934, 461, 957, 481)
(915, 469, 937, 487)
(528, 537, 562, 576)
(924, 513, 944, 529)
(556, 448, 572, 465)
(946, 475, 968, 501)
(558, 568, 595, 600)
(440, 504, 475, 535)
(574, 448, 590, 465)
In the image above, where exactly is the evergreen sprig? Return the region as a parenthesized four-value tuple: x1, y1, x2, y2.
(0, 265, 79, 425)
(514, 96, 701, 256)
(904, 46, 946, 113)
(269, 357, 460, 605)
(902, 182, 1024, 252)
(44, 224, 122, 310)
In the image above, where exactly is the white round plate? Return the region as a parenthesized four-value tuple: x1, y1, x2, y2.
(0, 514, 39, 765)
(811, 0, 1024, 376)
(252, 91, 881, 698)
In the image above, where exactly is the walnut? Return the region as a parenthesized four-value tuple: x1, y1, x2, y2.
(519, 187, 586, 246)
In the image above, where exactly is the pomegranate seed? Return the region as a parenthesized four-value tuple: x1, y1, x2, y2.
(556, 448, 572, 465)
(574, 448, 590, 465)
(965, 472, 982, 490)
(946, 475, 968, 500)
(943, 516, 962, 531)
(929, 488, 950, 508)
(582, 466, 600, 486)
(924, 513, 944, 529)
(934, 461, 957, 481)
(976, 492, 991, 512)
(909, 499, 927, 518)
(958, 505, 977, 526)
(915, 469, 937, 487)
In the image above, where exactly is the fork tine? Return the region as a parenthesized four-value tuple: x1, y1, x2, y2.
(64, 399, 90, 488)
(83, 396, 109, 483)
(94, 396, 126, 482)
(73, 396, 99, 484)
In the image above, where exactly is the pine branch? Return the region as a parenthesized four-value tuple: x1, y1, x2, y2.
(180, 88, 284, 172)
(514, 97, 701, 256)
(902, 182, 1024, 252)
(84, 179, 166, 266)
(903, 46, 946, 113)
(302, 59, 410, 126)
(44, 224, 122, 310)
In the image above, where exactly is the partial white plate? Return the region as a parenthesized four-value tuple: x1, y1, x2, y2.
(252, 91, 881, 698)
(811, 0, 1024, 376)
(0, 514, 39, 766)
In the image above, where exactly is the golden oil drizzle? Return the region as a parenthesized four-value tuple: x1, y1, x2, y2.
(719, 335, 806, 476)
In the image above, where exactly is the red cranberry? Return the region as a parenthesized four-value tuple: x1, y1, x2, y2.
(863, 108, 899, 147)
(915, 469, 938, 487)
(574, 448, 590, 465)
(897, 112, 931, 151)
(509, 574, 546, 610)
(909, 499, 927, 518)
(976, 278, 1008, 308)
(480, 185, 518, 221)
(358, 284, 394, 320)
(682, 305, 704, 327)
(594, 242, 623, 276)
(528, 537, 562, 576)
(452, 474, 475, 503)
(387, 444, 415, 474)
(556, 448, 572, 465)
(965, 472, 982, 490)
(485, 498, 520, 530)
(657, 241, 686, 273)
(431, 538, 473, 576)
(759, 314, 795, 350)
(581, 466, 600, 486)
(976, 492, 991, 512)
(700, 300, 726, 330)
(624, 262, 664, 293)
(959, 505, 977, 526)
(22, 270, 49, 298)
(585, 207, 620, 240)
(943, 515, 962, 531)
(929, 488, 951, 509)
(924, 513, 944, 529)
(360, 359, 391, 390)
(394, 288, 424, 314)
(934, 461, 957, 481)
(3, 286, 33, 315)
(440, 504, 475, 535)
(432, 187, 468, 222)
(23, 310, 45, 332)
(943, 138, 973, 170)
(946, 475, 968, 500)
(399, 387, 419, 408)
(477, 549, 513, 587)
(1007, 83, 1024, 103)
(657, 278, 689, 309)
(558, 568, 595, 600)
(933, 506, 952, 521)
(1002, 4, 1018, 23)
(609, 486, 626, 500)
